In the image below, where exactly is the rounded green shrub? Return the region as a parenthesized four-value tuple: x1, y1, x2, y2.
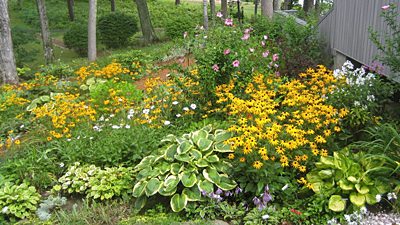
(63, 23, 88, 57)
(98, 12, 138, 49)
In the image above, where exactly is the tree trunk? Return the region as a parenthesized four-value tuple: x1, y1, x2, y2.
(261, 0, 273, 18)
(88, 0, 96, 61)
(315, 0, 320, 13)
(135, 0, 157, 44)
(221, 0, 227, 18)
(0, 0, 18, 84)
(36, 0, 54, 65)
(67, 0, 74, 21)
(175, 0, 180, 5)
(111, 0, 115, 11)
(203, 0, 208, 30)
(283, 0, 292, 10)
(210, 0, 215, 22)
(303, 0, 314, 13)
(273, 0, 279, 10)
(254, 0, 258, 16)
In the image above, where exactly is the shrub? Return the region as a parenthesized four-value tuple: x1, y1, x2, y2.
(98, 12, 138, 48)
(164, 9, 200, 39)
(63, 23, 88, 56)
(11, 25, 38, 67)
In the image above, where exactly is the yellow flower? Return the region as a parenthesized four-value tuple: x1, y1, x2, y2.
(47, 137, 52, 141)
(320, 149, 328, 157)
(239, 157, 246, 162)
(14, 140, 21, 145)
(315, 135, 326, 144)
(228, 153, 235, 160)
(299, 166, 306, 172)
(253, 161, 263, 169)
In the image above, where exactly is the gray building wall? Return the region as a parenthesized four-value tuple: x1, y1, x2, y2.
(318, 0, 399, 80)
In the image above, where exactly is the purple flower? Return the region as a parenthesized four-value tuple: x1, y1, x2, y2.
(216, 11, 223, 18)
(224, 49, 231, 55)
(215, 188, 223, 195)
(262, 51, 269, 58)
(382, 5, 390, 10)
(249, 48, 255, 53)
(275, 71, 280, 76)
(235, 187, 242, 194)
(224, 191, 233, 197)
(253, 197, 261, 205)
(201, 190, 207, 196)
(264, 185, 269, 192)
(262, 192, 272, 203)
(225, 18, 233, 26)
(272, 53, 279, 61)
(241, 33, 250, 40)
(212, 64, 219, 71)
(232, 60, 240, 67)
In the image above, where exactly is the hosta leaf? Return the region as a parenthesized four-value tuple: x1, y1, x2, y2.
(190, 149, 202, 160)
(365, 193, 378, 205)
(161, 134, 176, 143)
(175, 154, 193, 163)
(338, 180, 354, 191)
(320, 156, 335, 168)
(192, 130, 208, 144)
(350, 192, 366, 207)
(328, 195, 346, 212)
(214, 143, 233, 153)
(196, 138, 213, 151)
(181, 172, 197, 188)
(159, 186, 177, 196)
(170, 193, 188, 212)
(182, 187, 202, 201)
(198, 180, 214, 194)
(86, 77, 96, 85)
(205, 155, 219, 163)
(201, 125, 213, 133)
(164, 175, 179, 190)
(132, 180, 148, 197)
(347, 176, 358, 183)
(215, 175, 237, 191)
(170, 163, 181, 175)
(145, 178, 163, 196)
(318, 170, 333, 179)
(134, 195, 147, 210)
(355, 184, 370, 194)
(135, 156, 155, 170)
(177, 141, 193, 154)
(214, 130, 231, 143)
(203, 167, 221, 184)
(195, 159, 209, 167)
(164, 144, 178, 161)
(40, 95, 50, 102)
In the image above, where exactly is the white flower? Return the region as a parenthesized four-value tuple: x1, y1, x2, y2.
(176, 114, 182, 118)
(360, 206, 368, 214)
(190, 104, 197, 110)
(128, 109, 135, 114)
(2, 206, 8, 213)
(262, 214, 269, 220)
(183, 107, 189, 111)
(142, 109, 150, 114)
(150, 105, 155, 110)
(164, 121, 171, 126)
(354, 101, 361, 107)
(67, 139, 71, 142)
(20, 124, 24, 129)
(127, 115, 133, 120)
(172, 101, 179, 105)
(112, 125, 121, 129)
(89, 137, 94, 140)
(77, 136, 80, 140)
(125, 125, 131, 129)
(376, 194, 382, 202)
(59, 163, 65, 168)
(367, 95, 375, 102)
(109, 114, 115, 118)
(99, 116, 105, 121)
(281, 184, 289, 191)
(388, 192, 397, 200)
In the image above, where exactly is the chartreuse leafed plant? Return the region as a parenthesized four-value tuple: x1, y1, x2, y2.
(0, 182, 41, 220)
(306, 148, 394, 212)
(216, 66, 347, 187)
(132, 125, 237, 212)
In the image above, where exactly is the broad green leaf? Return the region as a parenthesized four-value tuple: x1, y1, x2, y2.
(164, 175, 179, 190)
(196, 138, 213, 151)
(40, 95, 50, 102)
(195, 159, 209, 167)
(214, 143, 233, 153)
(161, 134, 177, 143)
(158, 162, 170, 174)
(198, 180, 214, 194)
(347, 176, 358, 183)
(201, 125, 213, 133)
(135, 156, 155, 170)
(355, 184, 370, 194)
(175, 154, 193, 163)
(203, 168, 221, 184)
(86, 77, 96, 85)
(177, 141, 193, 154)
(318, 169, 333, 179)
(132, 180, 148, 197)
(338, 180, 354, 191)
(134, 195, 147, 210)
(164, 144, 178, 161)
(365, 193, 378, 205)
(215, 175, 237, 191)
(191, 130, 208, 144)
(182, 187, 202, 201)
(214, 130, 231, 143)
(328, 195, 346, 212)
(159, 186, 177, 196)
(26, 103, 38, 111)
(350, 192, 366, 207)
(205, 155, 219, 163)
(320, 156, 335, 167)
(190, 149, 202, 160)
(170, 163, 181, 175)
(181, 172, 197, 188)
(145, 178, 162, 196)
(170, 193, 188, 212)
(80, 84, 88, 90)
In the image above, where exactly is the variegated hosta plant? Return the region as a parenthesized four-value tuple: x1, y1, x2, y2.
(132, 125, 237, 212)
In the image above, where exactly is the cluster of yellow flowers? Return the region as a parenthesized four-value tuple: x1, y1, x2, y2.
(75, 62, 133, 81)
(0, 93, 30, 111)
(217, 66, 348, 173)
(31, 93, 96, 140)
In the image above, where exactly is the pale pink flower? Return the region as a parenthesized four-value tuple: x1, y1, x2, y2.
(225, 18, 233, 26)
(263, 35, 268, 40)
(244, 28, 252, 34)
(249, 48, 255, 53)
(224, 49, 231, 55)
(212, 64, 219, 71)
(241, 33, 250, 40)
(232, 60, 240, 67)
(262, 51, 270, 58)
(261, 41, 266, 47)
(382, 5, 390, 10)
(273, 53, 279, 61)
(216, 11, 223, 18)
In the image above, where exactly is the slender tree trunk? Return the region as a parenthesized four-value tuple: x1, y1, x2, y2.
(254, 0, 258, 16)
(315, 0, 320, 13)
(210, 0, 215, 22)
(36, 0, 54, 64)
(135, 0, 157, 44)
(261, 0, 273, 18)
(273, 0, 279, 10)
(283, 0, 292, 10)
(175, 0, 180, 5)
(221, 0, 227, 18)
(303, 0, 314, 13)
(111, 0, 115, 11)
(67, 0, 74, 21)
(88, 0, 96, 61)
(0, 0, 18, 84)
(203, 0, 208, 30)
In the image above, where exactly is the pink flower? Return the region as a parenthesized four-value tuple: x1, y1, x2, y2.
(183, 31, 188, 39)
(212, 64, 219, 71)
(261, 41, 266, 47)
(224, 49, 231, 55)
(273, 53, 279, 61)
(263, 35, 268, 40)
(262, 51, 269, 58)
(225, 18, 233, 26)
(382, 5, 390, 10)
(216, 11, 223, 18)
(244, 28, 252, 34)
(249, 48, 255, 53)
(241, 33, 250, 40)
(232, 60, 240, 67)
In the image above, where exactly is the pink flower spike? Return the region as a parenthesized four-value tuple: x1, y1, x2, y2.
(241, 33, 250, 40)
(232, 60, 240, 67)
(249, 48, 255, 53)
(273, 53, 279, 61)
(212, 64, 219, 71)
(382, 5, 390, 10)
(224, 49, 231, 55)
(261, 41, 266, 47)
(263, 35, 268, 40)
(216, 11, 223, 18)
(225, 18, 233, 26)
(262, 51, 269, 58)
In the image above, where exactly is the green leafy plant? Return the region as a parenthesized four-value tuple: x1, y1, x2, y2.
(0, 182, 41, 220)
(98, 12, 138, 48)
(63, 23, 88, 56)
(132, 125, 237, 212)
(36, 195, 67, 221)
(307, 148, 394, 212)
